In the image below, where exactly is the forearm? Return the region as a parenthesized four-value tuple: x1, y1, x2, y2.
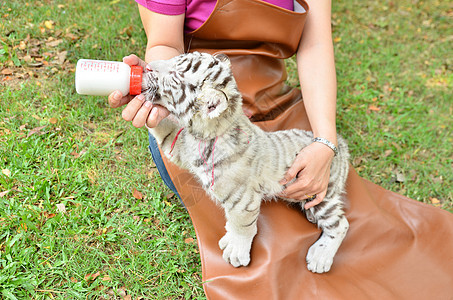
(296, 0, 337, 145)
(138, 4, 185, 63)
(297, 43, 337, 145)
(145, 45, 183, 63)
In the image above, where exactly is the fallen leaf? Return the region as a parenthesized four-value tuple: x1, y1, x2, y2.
(1, 68, 13, 75)
(133, 215, 140, 221)
(46, 39, 63, 47)
(334, 37, 342, 43)
(45, 212, 56, 219)
(44, 20, 54, 30)
(70, 151, 80, 158)
(91, 271, 101, 280)
(1, 169, 11, 177)
(27, 125, 46, 137)
(49, 117, 58, 124)
(84, 271, 101, 281)
(65, 32, 79, 40)
(384, 149, 393, 157)
(117, 287, 127, 298)
(132, 188, 143, 200)
(56, 203, 66, 214)
(0, 190, 10, 197)
(102, 275, 111, 281)
(394, 172, 405, 183)
(185, 237, 194, 244)
(70, 277, 78, 283)
(28, 62, 43, 68)
(19, 40, 26, 50)
(430, 197, 440, 206)
(368, 104, 381, 112)
(56, 51, 67, 64)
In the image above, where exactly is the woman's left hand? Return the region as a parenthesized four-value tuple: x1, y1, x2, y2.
(279, 142, 335, 210)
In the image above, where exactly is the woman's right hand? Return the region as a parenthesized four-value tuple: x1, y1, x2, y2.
(108, 54, 170, 128)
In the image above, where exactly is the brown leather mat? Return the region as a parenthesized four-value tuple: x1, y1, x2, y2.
(164, 159, 453, 299)
(159, 0, 453, 298)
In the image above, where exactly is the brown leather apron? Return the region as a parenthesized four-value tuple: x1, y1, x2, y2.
(159, 0, 453, 298)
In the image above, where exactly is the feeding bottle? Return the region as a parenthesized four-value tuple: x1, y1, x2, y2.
(75, 59, 143, 96)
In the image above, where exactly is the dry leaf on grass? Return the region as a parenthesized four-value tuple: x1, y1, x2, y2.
(2, 169, 11, 177)
(27, 125, 46, 137)
(84, 271, 101, 281)
(1, 68, 13, 75)
(56, 203, 66, 214)
(430, 197, 441, 207)
(132, 188, 143, 200)
(185, 237, 194, 244)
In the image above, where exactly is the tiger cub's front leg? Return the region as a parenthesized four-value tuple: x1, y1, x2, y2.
(218, 192, 261, 267)
(147, 118, 181, 161)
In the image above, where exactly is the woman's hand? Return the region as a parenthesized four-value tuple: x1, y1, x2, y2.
(279, 142, 335, 210)
(107, 54, 169, 128)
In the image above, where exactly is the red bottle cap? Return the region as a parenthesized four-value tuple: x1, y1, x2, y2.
(129, 65, 143, 95)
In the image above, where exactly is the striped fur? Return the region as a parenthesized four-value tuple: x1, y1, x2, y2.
(144, 52, 350, 273)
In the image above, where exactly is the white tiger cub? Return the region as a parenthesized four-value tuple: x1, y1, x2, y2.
(143, 52, 350, 273)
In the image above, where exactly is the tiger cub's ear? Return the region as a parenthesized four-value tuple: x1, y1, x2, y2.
(198, 87, 228, 119)
(213, 53, 231, 67)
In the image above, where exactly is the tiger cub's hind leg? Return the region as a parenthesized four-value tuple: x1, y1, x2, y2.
(305, 197, 349, 273)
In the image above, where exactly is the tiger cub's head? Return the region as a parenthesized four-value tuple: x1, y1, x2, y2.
(143, 52, 242, 133)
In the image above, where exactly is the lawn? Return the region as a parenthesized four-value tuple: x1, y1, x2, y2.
(0, 0, 451, 298)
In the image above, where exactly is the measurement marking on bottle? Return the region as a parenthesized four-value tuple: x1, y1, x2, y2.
(79, 61, 120, 73)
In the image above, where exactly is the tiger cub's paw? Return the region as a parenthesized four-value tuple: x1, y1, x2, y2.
(219, 232, 253, 267)
(306, 237, 338, 273)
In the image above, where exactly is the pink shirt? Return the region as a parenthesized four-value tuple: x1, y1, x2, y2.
(135, 0, 294, 32)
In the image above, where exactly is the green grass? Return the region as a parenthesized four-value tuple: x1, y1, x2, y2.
(0, 0, 451, 298)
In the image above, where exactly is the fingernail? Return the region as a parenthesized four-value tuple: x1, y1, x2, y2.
(113, 91, 121, 100)
(151, 107, 158, 117)
(144, 100, 152, 107)
(280, 179, 287, 185)
(136, 94, 145, 101)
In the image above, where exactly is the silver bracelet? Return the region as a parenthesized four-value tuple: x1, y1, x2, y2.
(312, 137, 338, 156)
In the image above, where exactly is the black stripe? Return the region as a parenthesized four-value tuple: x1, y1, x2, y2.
(244, 199, 259, 212)
(230, 198, 241, 210)
(210, 68, 222, 82)
(192, 60, 202, 73)
(316, 203, 339, 220)
(242, 215, 259, 227)
(218, 75, 232, 88)
(182, 60, 192, 73)
(270, 133, 283, 169)
(324, 219, 340, 230)
(203, 138, 216, 161)
(188, 84, 196, 92)
(176, 85, 186, 104)
(219, 188, 235, 204)
(208, 60, 219, 69)
(161, 131, 173, 147)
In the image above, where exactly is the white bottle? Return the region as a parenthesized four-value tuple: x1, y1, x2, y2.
(75, 59, 143, 96)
